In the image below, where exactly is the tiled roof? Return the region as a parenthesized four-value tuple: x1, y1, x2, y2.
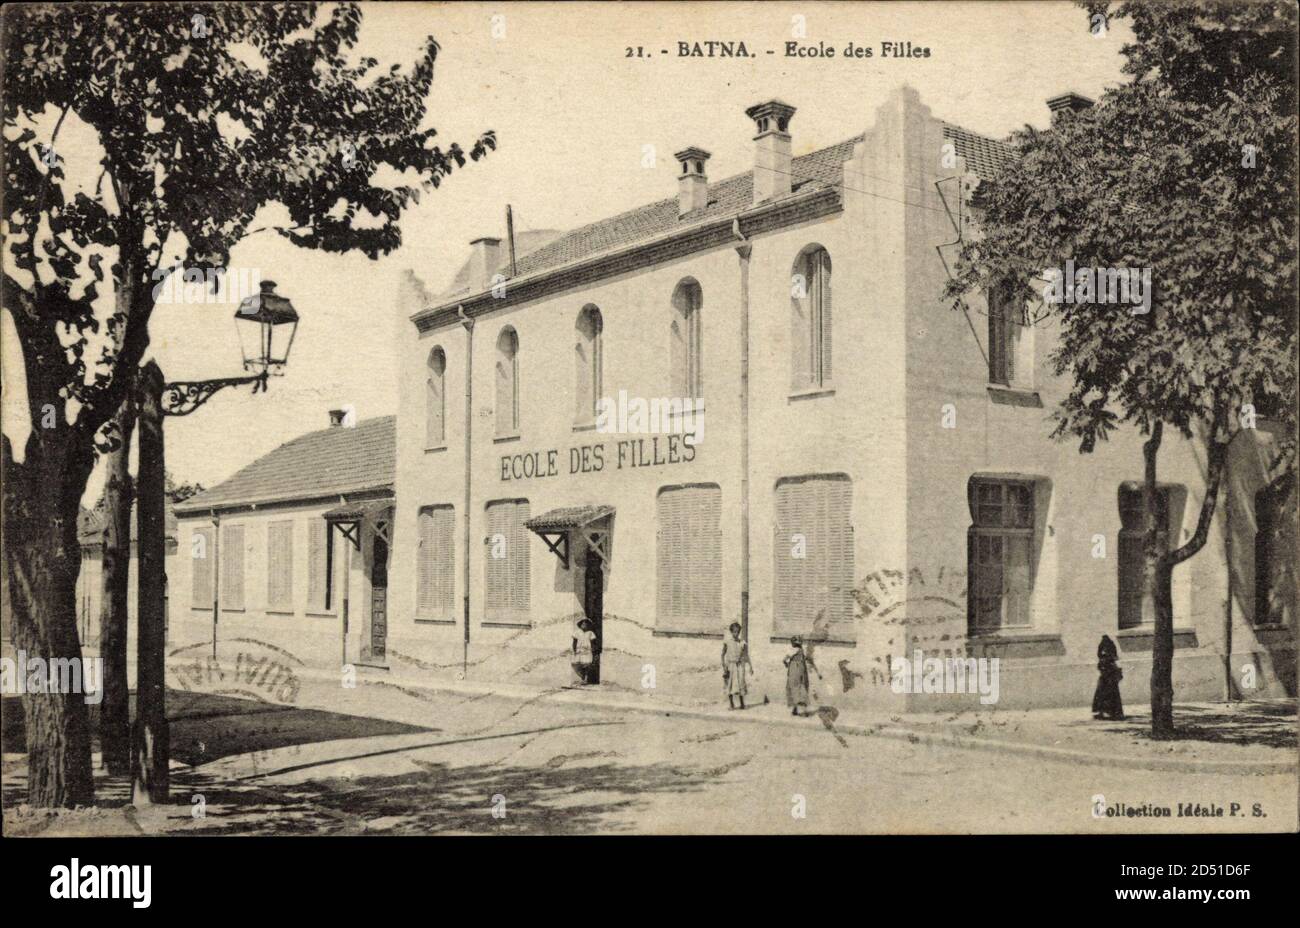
(464, 122, 1011, 288)
(941, 123, 1012, 179)
(509, 137, 863, 281)
(173, 415, 395, 514)
(525, 505, 616, 532)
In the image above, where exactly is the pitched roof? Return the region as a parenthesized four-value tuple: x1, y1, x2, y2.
(173, 415, 396, 514)
(445, 122, 1011, 291)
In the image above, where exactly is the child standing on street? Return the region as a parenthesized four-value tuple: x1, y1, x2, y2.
(784, 636, 821, 716)
(721, 622, 753, 710)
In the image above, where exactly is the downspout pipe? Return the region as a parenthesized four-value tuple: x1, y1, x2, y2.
(458, 305, 474, 676)
(733, 220, 752, 643)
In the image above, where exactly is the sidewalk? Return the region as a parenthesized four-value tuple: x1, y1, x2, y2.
(284, 661, 1298, 776)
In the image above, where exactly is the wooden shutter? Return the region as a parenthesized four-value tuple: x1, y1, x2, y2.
(191, 527, 213, 607)
(656, 485, 722, 634)
(266, 521, 293, 611)
(791, 253, 812, 389)
(221, 524, 245, 611)
(988, 287, 1008, 384)
(485, 499, 530, 621)
(816, 248, 832, 385)
(307, 520, 331, 613)
(774, 476, 854, 640)
(418, 505, 455, 619)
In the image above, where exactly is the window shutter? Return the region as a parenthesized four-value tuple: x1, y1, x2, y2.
(817, 248, 832, 385)
(656, 485, 722, 634)
(988, 288, 1007, 385)
(267, 521, 293, 611)
(191, 528, 214, 607)
(307, 520, 330, 612)
(774, 476, 854, 640)
(222, 524, 245, 611)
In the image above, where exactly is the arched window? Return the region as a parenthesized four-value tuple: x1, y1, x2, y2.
(670, 279, 703, 399)
(426, 346, 446, 448)
(575, 305, 603, 423)
(791, 245, 832, 390)
(495, 327, 519, 435)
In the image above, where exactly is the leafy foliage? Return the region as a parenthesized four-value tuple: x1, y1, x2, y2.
(3, 2, 495, 442)
(946, 0, 1296, 461)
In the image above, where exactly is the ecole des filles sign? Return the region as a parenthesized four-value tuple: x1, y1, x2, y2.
(501, 433, 697, 482)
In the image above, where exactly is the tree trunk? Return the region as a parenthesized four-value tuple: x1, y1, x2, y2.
(1148, 417, 1233, 739)
(98, 390, 137, 775)
(131, 362, 169, 805)
(1142, 423, 1176, 738)
(2, 435, 96, 807)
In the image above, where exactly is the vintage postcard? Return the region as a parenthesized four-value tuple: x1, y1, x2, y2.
(1, 0, 1296, 863)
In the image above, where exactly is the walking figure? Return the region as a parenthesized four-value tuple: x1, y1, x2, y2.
(1091, 634, 1125, 720)
(721, 622, 753, 710)
(783, 636, 821, 716)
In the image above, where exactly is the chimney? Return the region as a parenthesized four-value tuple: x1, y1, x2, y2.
(328, 408, 347, 428)
(674, 147, 711, 216)
(1046, 92, 1094, 122)
(745, 100, 796, 204)
(468, 237, 502, 291)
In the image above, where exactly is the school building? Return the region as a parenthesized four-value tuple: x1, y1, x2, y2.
(165, 87, 1294, 711)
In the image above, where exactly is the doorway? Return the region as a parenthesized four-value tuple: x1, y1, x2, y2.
(583, 545, 603, 684)
(369, 534, 389, 661)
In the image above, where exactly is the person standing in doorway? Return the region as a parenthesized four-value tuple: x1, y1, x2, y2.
(1092, 634, 1124, 720)
(721, 622, 753, 709)
(572, 617, 597, 686)
(783, 636, 821, 716)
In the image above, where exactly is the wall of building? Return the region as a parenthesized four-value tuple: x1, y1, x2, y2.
(388, 87, 1294, 710)
(169, 500, 376, 672)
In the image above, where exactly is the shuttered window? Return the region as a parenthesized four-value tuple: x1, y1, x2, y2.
(417, 504, 456, 620)
(670, 280, 703, 400)
(575, 306, 603, 423)
(1118, 486, 1170, 629)
(221, 523, 245, 611)
(987, 282, 1026, 387)
(495, 329, 519, 435)
(773, 475, 854, 640)
(968, 479, 1035, 631)
(1254, 476, 1295, 626)
(191, 527, 214, 608)
(306, 519, 333, 613)
(266, 520, 294, 612)
(791, 246, 832, 390)
(484, 499, 530, 623)
(657, 484, 723, 634)
(427, 347, 446, 448)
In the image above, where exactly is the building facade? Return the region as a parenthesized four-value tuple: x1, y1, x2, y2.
(382, 87, 1294, 710)
(169, 413, 395, 670)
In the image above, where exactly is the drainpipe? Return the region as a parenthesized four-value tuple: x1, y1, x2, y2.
(733, 220, 752, 643)
(458, 305, 474, 676)
(210, 510, 220, 660)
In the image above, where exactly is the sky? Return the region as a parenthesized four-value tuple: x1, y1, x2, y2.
(2, 1, 1133, 503)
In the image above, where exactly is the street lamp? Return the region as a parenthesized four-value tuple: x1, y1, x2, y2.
(131, 282, 300, 806)
(235, 280, 300, 376)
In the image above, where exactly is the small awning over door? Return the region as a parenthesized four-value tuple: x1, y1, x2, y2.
(322, 497, 393, 609)
(525, 505, 614, 570)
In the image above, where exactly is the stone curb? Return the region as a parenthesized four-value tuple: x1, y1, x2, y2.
(276, 663, 1298, 778)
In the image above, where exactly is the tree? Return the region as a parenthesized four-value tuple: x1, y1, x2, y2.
(947, 0, 1296, 736)
(97, 392, 136, 776)
(1, 2, 494, 805)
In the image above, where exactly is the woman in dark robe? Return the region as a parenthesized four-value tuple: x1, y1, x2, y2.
(784, 636, 821, 716)
(1092, 634, 1124, 720)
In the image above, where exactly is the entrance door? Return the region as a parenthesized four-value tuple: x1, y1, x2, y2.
(583, 545, 603, 684)
(370, 534, 389, 661)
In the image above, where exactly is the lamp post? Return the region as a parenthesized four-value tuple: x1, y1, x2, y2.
(131, 280, 299, 805)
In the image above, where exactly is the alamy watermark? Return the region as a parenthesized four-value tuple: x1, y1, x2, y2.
(1043, 259, 1151, 315)
(890, 649, 1000, 704)
(0, 651, 103, 704)
(151, 266, 263, 305)
(595, 389, 705, 443)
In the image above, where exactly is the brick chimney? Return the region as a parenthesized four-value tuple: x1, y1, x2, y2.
(468, 237, 502, 290)
(329, 408, 347, 428)
(745, 100, 796, 204)
(1046, 92, 1094, 121)
(674, 147, 711, 216)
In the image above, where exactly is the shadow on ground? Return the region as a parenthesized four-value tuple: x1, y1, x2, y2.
(1063, 700, 1297, 749)
(3, 690, 435, 767)
(166, 754, 714, 835)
